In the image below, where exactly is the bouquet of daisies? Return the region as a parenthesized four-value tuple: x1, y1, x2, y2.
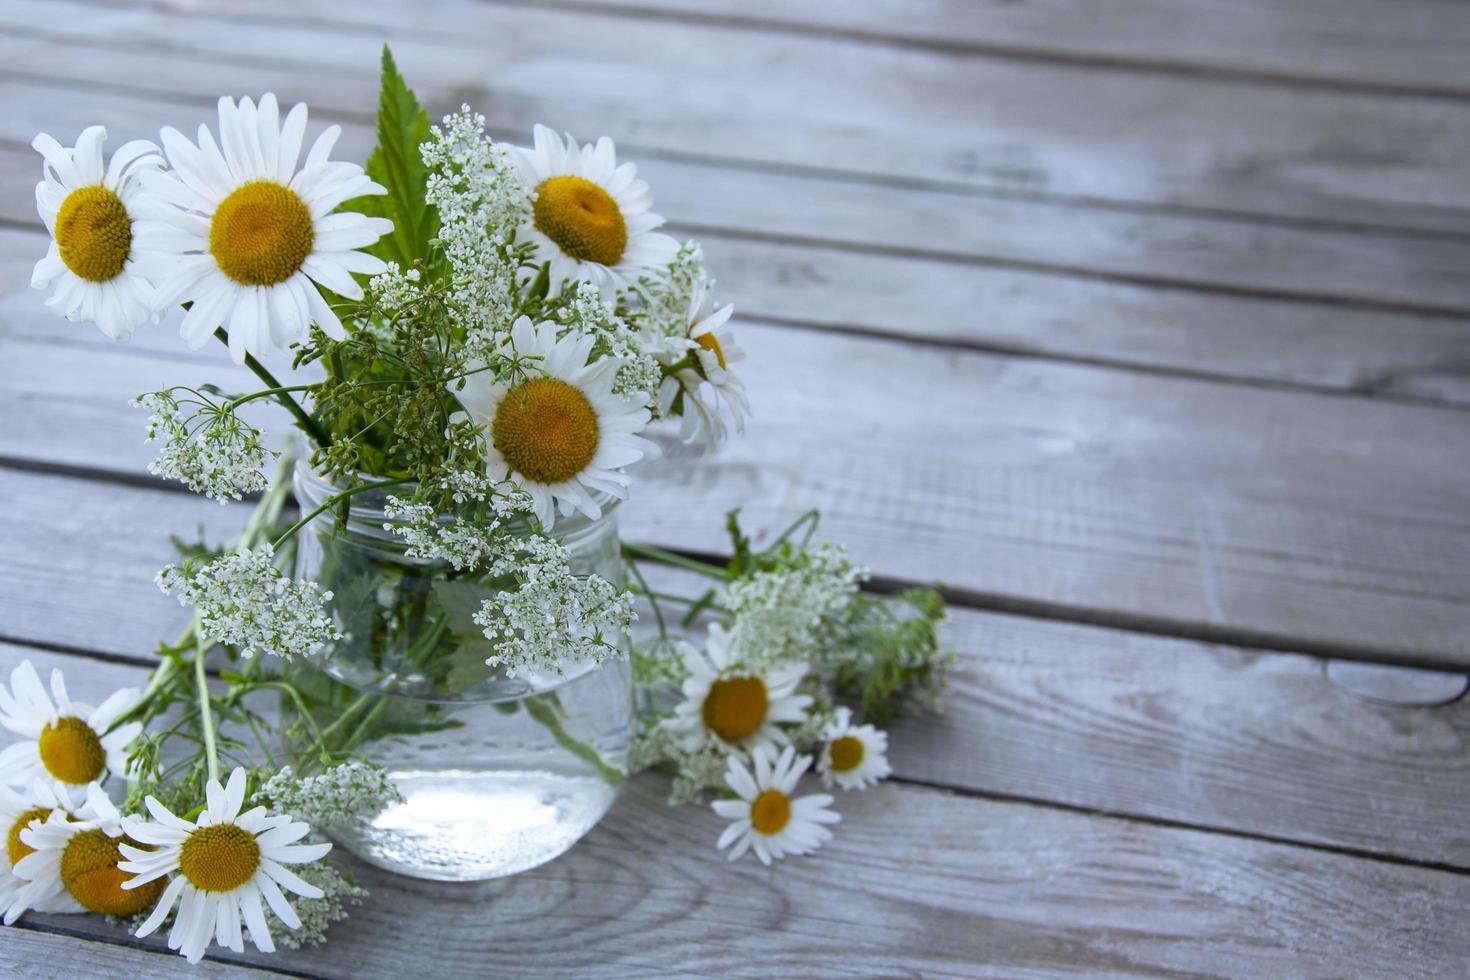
(2, 48, 950, 964)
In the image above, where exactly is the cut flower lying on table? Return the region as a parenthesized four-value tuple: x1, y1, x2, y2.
(5, 46, 953, 964)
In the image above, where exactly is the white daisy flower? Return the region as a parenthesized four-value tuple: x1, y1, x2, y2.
(0, 660, 142, 787)
(712, 745, 840, 865)
(510, 124, 678, 297)
(657, 277, 748, 450)
(135, 93, 392, 363)
(451, 316, 657, 529)
(0, 779, 85, 924)
(30, 126, 162, 340)
(13, 781, 165, 921)
(816, 707, 891, 791)
(119, 767, 332, 964)
(668, 624, 812, 756)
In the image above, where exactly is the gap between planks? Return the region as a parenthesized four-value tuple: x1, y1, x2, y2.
(476, 0, 1470, 102)
(4, 631, 1469, 883)
(8, 0, 1470, 237)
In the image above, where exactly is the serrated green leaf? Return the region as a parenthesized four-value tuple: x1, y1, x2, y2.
(343, 45, 437, 270)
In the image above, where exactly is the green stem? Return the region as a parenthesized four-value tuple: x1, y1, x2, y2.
(337, 698, 390, 756)
(213, 327, 332, 447)
(316, 689, 379, 747)
(622, 542, 730, 581)
(624, 558, 667, 637)
(192, 623, 220, 783)
(523, 696, 625, 786)
(271, 478, 411, 550)
(225, 384, 318, 413)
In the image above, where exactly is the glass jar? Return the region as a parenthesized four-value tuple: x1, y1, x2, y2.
(284, 463, 632, 881)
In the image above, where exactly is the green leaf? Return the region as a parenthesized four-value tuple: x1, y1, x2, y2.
(344, 45, 438, 271)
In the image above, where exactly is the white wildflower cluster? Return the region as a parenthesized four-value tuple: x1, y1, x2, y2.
(259, 859, 367, 950)
(158, 545, 342, 659)
(629, 725, 728, 806)
(558, 281, 662, 406)
(439, 467, 520, 505)
(473, 534, 636, 677)
(259, 762, 403, 827)
(634, 241, 707, 347)
(365, 261, 424, 321)
(382, 489, 532, 572)
(720, 543, 867, 664)
(422, 106, 530, 349)
(133, 391, 276, 503)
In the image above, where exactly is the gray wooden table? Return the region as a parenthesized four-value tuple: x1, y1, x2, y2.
(3, 0, 1470, 976)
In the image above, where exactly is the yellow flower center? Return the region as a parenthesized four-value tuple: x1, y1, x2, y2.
(492, 377, 600, 485)
(54, 185, 132, 282)
(701, 676, 767, 744)
(59, 829, 164, 916)
(829, 735, 865, 772)
(6, 807, 52, 866)
(209, 180, 315, 286)
(38, 716, 107, 784)
(695, 331, 727, 371)
(533, 175, 627, 267)
(750, 789, 791, 836)
(179, 823, 260, 893)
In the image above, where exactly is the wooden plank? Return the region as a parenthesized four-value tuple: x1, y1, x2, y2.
(2, 927, 286, 979)
(5, 192, 1470, 407)
(555, 0, 1470, 97)
(7, 471, 1470, 870)
(902, 608, 1470, 866)
(5, 642, 1470, 978)
(4, 50, 1470, 319)
(3, 288, 1469, 665)
(2, 0, 1469, 232)
(4, 137, 1470, 408)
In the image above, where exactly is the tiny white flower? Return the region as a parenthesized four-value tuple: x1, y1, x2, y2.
(120, 767, 333, 964)
(0, 661, 142, 787)
(712, 746, 840, 865)
(30, 126, 162, 340)
(258, 763, 402, 827)
(133, 391, 276, 503)
(667, 624, 811, 756)
(158, 545, 341, 660)
(816, 707, 891, 791)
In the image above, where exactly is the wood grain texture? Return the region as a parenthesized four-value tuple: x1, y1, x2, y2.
(4, 467, 1470, 872)
(5, 136, 1470, 407)
(635, 564, 1470, 869)
(6, 642, 1470, 980)
(4, 291, 1469, 666)
(2, 0, 1469, 233)
(3, 74, 1470, 322)
(1, 927, 284, 979)
(552, 0, 1470, 96)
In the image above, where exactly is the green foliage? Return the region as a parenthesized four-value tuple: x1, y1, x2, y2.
(827, 587, 954, 726)
(344, 45, 438, 272)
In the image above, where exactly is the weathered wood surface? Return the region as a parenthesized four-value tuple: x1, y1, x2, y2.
(6, 4, 1470, 299)
(555, 0, 1470, 96)
(4, 266, 1470, 667)
(6, 472, 1470, 876)
(2, 927, 281, 979)
(7, 642, 1470, 980)
(4, 0, 1470, 975)
(16, 0, 1467, 232)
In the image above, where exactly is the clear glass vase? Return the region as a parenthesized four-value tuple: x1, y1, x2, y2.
(283, 464, 632, 881)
